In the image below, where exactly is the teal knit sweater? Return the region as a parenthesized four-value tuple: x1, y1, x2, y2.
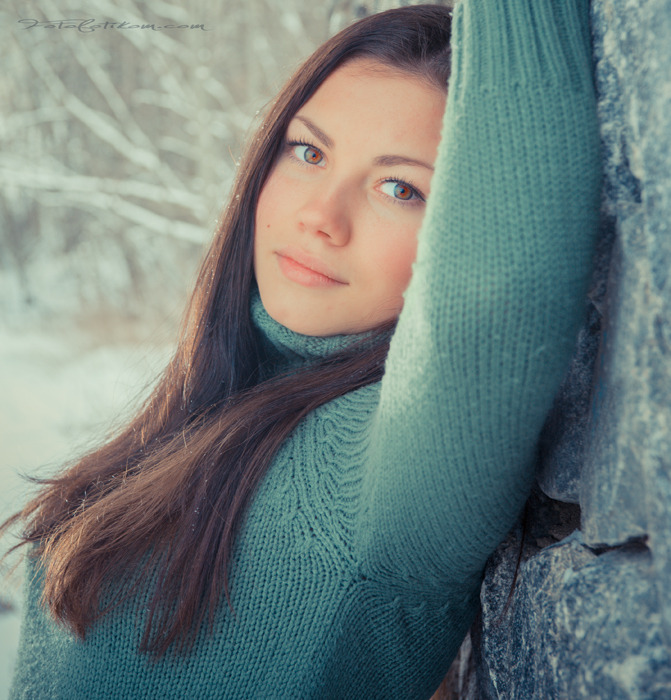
(10, 0, 601, 697)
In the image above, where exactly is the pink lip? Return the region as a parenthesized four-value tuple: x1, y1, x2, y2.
(275, 248, 348, 287)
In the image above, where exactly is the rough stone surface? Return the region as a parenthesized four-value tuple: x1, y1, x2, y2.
(536, 217, 614, 505)
(460, 0, 671, 698)
(468, 490, 671, 699)
(581, 0, 671, 575)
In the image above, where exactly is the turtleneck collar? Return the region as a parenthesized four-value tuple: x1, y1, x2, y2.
(250, 286, 390, 368)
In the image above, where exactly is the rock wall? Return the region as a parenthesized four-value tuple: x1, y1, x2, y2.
(457, 1, 671, 697)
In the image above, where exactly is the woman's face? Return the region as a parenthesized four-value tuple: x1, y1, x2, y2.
(254, 58, 446, 336)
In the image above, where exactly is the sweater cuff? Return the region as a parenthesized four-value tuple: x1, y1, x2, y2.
(449, 0, 593, 97)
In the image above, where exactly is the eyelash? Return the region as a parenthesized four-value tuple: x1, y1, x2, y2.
(284, 138, 426, 207)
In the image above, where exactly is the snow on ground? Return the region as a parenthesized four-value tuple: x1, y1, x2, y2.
(0, 320, 174, 698)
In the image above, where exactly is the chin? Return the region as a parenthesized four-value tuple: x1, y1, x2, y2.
(259, 283, 402, 337)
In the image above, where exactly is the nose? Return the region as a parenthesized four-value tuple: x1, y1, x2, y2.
(296, 181, 352, 246)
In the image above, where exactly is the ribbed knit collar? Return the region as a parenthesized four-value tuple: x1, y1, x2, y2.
(250, 286, 388, 366)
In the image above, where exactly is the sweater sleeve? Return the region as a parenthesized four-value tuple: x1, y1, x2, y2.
(356, 0, 602, 592)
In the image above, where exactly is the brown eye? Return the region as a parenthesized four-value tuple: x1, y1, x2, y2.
(393, 183, 412, 200)
(291, 143, 324, 166)
(379, 179, 424, 204)
(304, 147, 323, 164)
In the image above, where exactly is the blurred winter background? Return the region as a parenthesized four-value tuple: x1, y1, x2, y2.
(0, 0, 363, 693)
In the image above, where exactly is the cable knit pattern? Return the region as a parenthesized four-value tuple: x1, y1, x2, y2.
(9, 1, 602, 697)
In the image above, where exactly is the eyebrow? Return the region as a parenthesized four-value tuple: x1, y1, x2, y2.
(293, 115, 435, 172)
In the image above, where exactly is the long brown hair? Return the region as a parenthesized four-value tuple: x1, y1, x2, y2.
(2, 5, 452, 656)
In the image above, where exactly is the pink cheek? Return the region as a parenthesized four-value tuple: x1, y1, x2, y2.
(384, 242, 419, 290)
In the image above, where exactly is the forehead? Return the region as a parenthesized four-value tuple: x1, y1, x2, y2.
(306, 57, 444, 107)
(333, 57, 439, 90)
(293, 58, 446, 156)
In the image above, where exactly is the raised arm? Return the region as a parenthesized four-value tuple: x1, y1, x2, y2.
(356, 0, 602, 592)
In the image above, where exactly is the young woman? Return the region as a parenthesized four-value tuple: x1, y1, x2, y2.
(5, 1, 601, 697)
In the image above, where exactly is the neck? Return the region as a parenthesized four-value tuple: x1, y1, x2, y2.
(249, 286, 393, 368)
